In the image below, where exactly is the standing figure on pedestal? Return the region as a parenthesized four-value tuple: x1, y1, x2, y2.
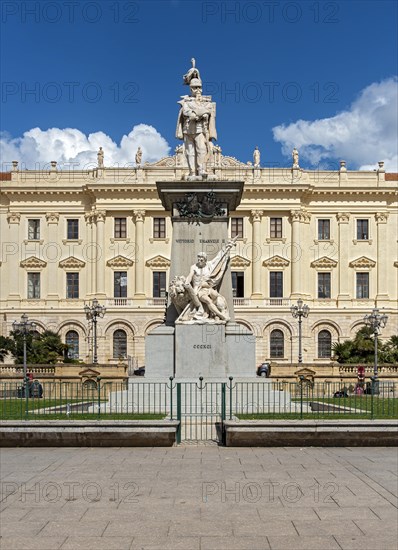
(292, 147, 299, 168)
(253, 146, 261, 168)
(176, 59, 217, 180)
(97, 147, 104, 168)
(169, 238, 237, 324)
(135, 146, 142, 167)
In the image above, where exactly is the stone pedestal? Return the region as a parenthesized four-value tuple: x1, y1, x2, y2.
(145, 180, 257, 380)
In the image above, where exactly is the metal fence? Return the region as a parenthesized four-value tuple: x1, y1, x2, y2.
(0, 379, 397, 442)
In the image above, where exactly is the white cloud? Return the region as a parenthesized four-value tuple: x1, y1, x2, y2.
(272, 77, 398, 172)
(0, 124, 170, 170)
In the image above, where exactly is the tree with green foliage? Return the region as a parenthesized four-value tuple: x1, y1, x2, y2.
(0, 335, 13, 363)
(332, 327, 398, 364)
(7, 330, 67, 365)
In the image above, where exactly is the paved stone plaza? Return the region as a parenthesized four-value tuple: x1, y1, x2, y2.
(0, 446, 397, 549)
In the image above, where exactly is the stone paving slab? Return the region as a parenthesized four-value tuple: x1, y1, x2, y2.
(0, 446, 397, 550)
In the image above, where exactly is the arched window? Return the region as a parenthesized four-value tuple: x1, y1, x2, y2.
(66, 330, 79, 359)
(113, 329, 127, 359)
(270, 329, 284, 358)
(318, 330, 332, 358)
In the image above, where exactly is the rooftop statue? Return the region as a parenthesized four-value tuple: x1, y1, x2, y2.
(253, 146, 260, 168)
(97, 147, 104, 168)
(176, 58, 217, 180)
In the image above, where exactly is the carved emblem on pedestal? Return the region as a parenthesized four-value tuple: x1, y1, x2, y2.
(175, 191, 226, 221)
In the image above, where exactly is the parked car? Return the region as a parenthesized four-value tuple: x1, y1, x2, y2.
(333, 389, 348, 398)
(133, 366, 145, 376)
(257, 362, 271, 377)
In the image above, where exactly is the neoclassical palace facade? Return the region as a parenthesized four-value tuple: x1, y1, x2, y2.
(0, 152, 397, 380)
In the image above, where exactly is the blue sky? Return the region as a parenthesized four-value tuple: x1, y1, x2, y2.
(1, 0, 397, 170)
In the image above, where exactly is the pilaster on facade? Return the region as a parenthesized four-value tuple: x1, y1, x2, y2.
(336, 212, 351, 305)
(375, 211, 390, 304)
(133, 210, 146, 298)
(289, 208, 311, 299)
(6, 211, 21, 304)
(250, 210, 263, 299)
(95, 210, 107, 298)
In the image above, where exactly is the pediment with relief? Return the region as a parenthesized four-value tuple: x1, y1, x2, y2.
(349, 256, 376, 269)
(263, 255, 290, 268)
(106, 255, 134, 268)
(311, 256, 338, 269)
(59, 256, 85, 269)
(20, 256, 47, 269)
(230, 255, 251, 268)
(146, 255, 171, 269)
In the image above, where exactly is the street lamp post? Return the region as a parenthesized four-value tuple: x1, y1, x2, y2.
(12, 313, 36, 419)
(84, 299, 106, 364)
(364, 308, 388, 380)
(290, 299, 310, 364)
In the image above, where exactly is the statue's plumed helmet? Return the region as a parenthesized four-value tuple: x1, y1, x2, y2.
(189, 77, 202, 87)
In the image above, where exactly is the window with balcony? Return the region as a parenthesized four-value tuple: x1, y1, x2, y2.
(318, 273, 331, 299)
(153, 271, 166, 297)
(270, 217, 282, 238)
(231, 218, 243, 239)
(318, 219, 330, 240)
(356, 272, 369, 298)
(153, 218, 166, 238)
(357, 219, 369, 240)
(67, 219, 79, 240)
(27, 273, 40, 298)
(66, 330, 79, 359)
(114, 271, 127, 297)
(66, 273, 79, 299)
(113, 329, 127, 359)
(270, 329, 284, 358)
(232, 272, 244, 297)
(28, 219, 40, 240)
(318, 330, 332, 358)
(270, 272, 283, 298)
(114, 217, 127, 238)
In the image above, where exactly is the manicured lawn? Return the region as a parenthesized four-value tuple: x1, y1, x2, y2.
(0, 398, 165, 420)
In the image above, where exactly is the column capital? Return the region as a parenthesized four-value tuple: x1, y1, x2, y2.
(375, 212, 389, 224)
(7, 212, 21, 224)
(95, 210, 107, 223)
(336, 212, 350, 224)
(133, 210, 146, 222)
(45, 212, 60, 224)
(290, 209, 311, 223)
(250, 210, 263, 222)
(84, 212, 94, 224)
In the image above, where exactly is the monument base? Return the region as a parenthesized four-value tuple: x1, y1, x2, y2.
(145, 322, 256, 379)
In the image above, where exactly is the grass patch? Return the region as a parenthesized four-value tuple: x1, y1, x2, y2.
(236, 413, 378, 420)
(0, 399, 166, 420)
(292, 396, 397, 418)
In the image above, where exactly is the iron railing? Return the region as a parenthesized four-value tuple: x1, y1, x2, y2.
(0, 379, 396, 427)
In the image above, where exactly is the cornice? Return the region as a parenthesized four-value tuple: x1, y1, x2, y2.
(106, 255, 134, 268)
(20, 256, 47, 269)
(145, 255, 171, 269)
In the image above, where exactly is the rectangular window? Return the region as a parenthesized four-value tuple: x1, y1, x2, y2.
(357, 219, 369, 240)
(318, 219, 330, 240)
(67, 219, 79, 240)
(270, 272, 283, 298)
(231, 218, 243, 239)
(114, 271, 127, 297)
(318, 273, 331, 299)
(270, 217, 282, 238)
(27, 273, 40, 299)
(66, 273, 79, 299)
(232, 272, 244, 298)
(153, 217, 166, 239)
(28, 219, 40, 240)
(153, 272, 166, 297)
(356, 273, 369, 299)
(114, 218, 127, 238)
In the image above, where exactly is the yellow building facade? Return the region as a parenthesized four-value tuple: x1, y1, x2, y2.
(0, 154, 397, 381)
